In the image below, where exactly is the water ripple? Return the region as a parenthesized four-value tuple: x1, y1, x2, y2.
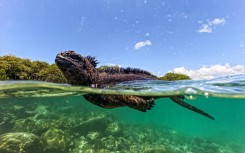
(1, 74, 245, 98)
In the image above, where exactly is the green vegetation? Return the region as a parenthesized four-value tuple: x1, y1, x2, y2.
(159, 72, 191, 81)
(0, 55, 66, 83)
(97, 65, 121, 71)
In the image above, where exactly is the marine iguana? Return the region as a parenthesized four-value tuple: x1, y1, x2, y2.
(55, 51, 214, 120)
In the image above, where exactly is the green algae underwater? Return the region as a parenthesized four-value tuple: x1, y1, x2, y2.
(0, 75, 245, 153)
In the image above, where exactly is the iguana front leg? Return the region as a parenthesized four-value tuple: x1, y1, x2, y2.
(83, 94, 155, 112)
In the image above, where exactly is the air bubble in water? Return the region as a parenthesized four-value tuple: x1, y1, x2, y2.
(184, 87, 198, 94)
(204, 92, 209, 98)
(185, 95, 197, 100)
(184, 88, 198, 100)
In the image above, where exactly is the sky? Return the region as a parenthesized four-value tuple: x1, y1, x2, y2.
(1, 0, 245, 79)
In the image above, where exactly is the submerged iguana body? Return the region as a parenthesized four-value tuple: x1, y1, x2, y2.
(55, 51, 214, 120)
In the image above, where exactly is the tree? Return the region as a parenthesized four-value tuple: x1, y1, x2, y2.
(0, 55, 67, 83)
(39, 64, 67, 83)
(97, 65, 121, 71)
(29, 61, 49, 80)
(0, 55, 30, 80)
(159, 72, 191, 81)
(0, 69, 9, 80)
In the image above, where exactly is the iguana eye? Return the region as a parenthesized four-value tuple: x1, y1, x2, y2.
(70, 54, 82, 61)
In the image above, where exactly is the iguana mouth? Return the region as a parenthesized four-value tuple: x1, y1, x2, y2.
(55, 51, 85, 68)
(55, 51, 97, 86)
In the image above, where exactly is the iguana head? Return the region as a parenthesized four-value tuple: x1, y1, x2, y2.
(55, 51, 98, 86)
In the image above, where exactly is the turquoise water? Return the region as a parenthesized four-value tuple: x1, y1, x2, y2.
(0, 75, 245, 153)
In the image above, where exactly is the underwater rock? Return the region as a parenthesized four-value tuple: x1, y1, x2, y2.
(79, 143, 97, 152)
(105, 122, 121, 135)
(70, 136, 97, 153)
(13, 117, 50, 135)
(201, 143, 219, 153)
(11, 105, 27, 118)
(97, 149, 111, 153)
(33, 119, 52, 134)
(193, 137, 206, 146)
(87, 131, 100, 141)
(130, 144, 144, 153)
(35, 105, 49, 114)
(0, 112, 16, 134)
(129, 143, 168, 153)
(0, 132, 43, 153)
(101, 135, 118, 151)
(14, 117, 61, 136)
(115, 137, 130, 151)
(24, 104, 52, 121)
(13, 104, 54, 135)
(13, 118, 34, 133)
(72, 135, 130, 152)
(72, 113, 112, 135)
(41, 128, 67, 152)
(143, 144, 167, 153)
(69, 136, 89, 153)
(190, 137, 220, 153)
(12, 105, 24, 111)
(228, 142, 244, 153)
(100, 135, 129, 151)
(32, 105, 50, 119)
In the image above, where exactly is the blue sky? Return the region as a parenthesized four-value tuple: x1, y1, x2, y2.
(1, 0, 245, 78)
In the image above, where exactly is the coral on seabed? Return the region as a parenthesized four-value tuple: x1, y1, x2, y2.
(0, 132, 43, 153)
(41, 128, 68, 152)
(105, 122, 121, 135)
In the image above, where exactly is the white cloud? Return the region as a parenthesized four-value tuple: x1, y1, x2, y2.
(210, 18, 226, 25)
(198, 18, 226, 33)
(198, 24, 212, 33)
(170, 64, 245, 80)
(134, 40, 152, 50)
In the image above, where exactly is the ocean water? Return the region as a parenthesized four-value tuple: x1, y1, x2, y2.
(0, 75, 245, 153)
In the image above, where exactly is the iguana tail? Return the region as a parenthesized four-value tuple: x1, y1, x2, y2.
(170, 96, 214, 120)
